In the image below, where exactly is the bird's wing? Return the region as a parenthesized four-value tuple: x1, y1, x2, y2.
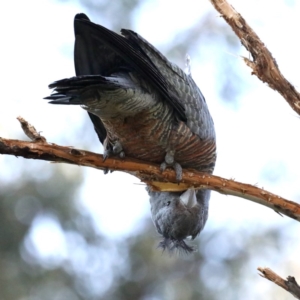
(74, 13, 214, 143)
(74, 13, 187, 124)
(121, 29, 215, 140)
(74, 14, 110, 144)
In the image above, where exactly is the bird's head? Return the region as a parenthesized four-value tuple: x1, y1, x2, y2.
(148, 188, 210, 254)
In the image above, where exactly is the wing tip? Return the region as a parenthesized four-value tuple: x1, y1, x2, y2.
(75, 13, 90, 22)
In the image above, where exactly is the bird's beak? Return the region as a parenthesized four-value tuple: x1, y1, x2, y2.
(180, 189, 197, 208)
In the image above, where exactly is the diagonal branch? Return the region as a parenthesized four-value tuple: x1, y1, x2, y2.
(209, 0, 300, 115)
(1, 117, 300, 223)
(258, 267, 300, 299)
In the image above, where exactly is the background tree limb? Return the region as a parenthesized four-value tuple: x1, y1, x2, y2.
(258, 267, 300, 299)
(209, 0, 300, 115)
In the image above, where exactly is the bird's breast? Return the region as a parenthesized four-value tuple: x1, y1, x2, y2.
(102, 103, 216, 173)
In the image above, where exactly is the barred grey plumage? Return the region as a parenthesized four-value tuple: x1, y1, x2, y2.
(45, 13, 217, 253)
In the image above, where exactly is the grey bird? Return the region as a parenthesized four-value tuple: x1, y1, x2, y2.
(45, 13, 217, 253)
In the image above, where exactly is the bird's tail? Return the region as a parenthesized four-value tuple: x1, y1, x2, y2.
(158, 238, 196, 254)
(44, 75, 131, 105)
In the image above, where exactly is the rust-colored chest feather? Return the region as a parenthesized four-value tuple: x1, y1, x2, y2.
(102, 105, 216, 174)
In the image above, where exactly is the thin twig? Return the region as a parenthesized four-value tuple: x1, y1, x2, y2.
(209, 0, 300, 115)
(17, 116, 46, 142)
(258, 267, 300, 299)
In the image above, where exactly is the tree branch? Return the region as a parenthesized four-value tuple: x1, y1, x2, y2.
(209, 0, 300, 115)
(258, 267, 300, 299)
(1, 117, 300, 223)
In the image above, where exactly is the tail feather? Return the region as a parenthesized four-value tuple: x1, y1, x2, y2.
(45, 75, 125, 105)
(44, 94, 80, 105)
(48, 75, 111, 89)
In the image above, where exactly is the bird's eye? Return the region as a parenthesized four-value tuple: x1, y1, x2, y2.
(166, 201, 171, 206)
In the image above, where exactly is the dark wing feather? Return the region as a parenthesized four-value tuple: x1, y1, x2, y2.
(74, 14, 108, 144)
(74, 13, 187, 123)
(87, 112, 107, 144)
(122, 29, 215, 140)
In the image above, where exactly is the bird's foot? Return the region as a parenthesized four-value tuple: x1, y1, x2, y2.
(103, 140, 125, 161)
(112, 140, 125, 158)
(160, 150, 182, 181)
(103, 140, 125, 175)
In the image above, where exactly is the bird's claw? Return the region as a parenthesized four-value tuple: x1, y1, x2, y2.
(173, 162, 182, 182)
(113, 141, 124, 157)
(103, 140, 125, 174)
(160, 151, 182, 181)
(103, 140, 125, 161)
